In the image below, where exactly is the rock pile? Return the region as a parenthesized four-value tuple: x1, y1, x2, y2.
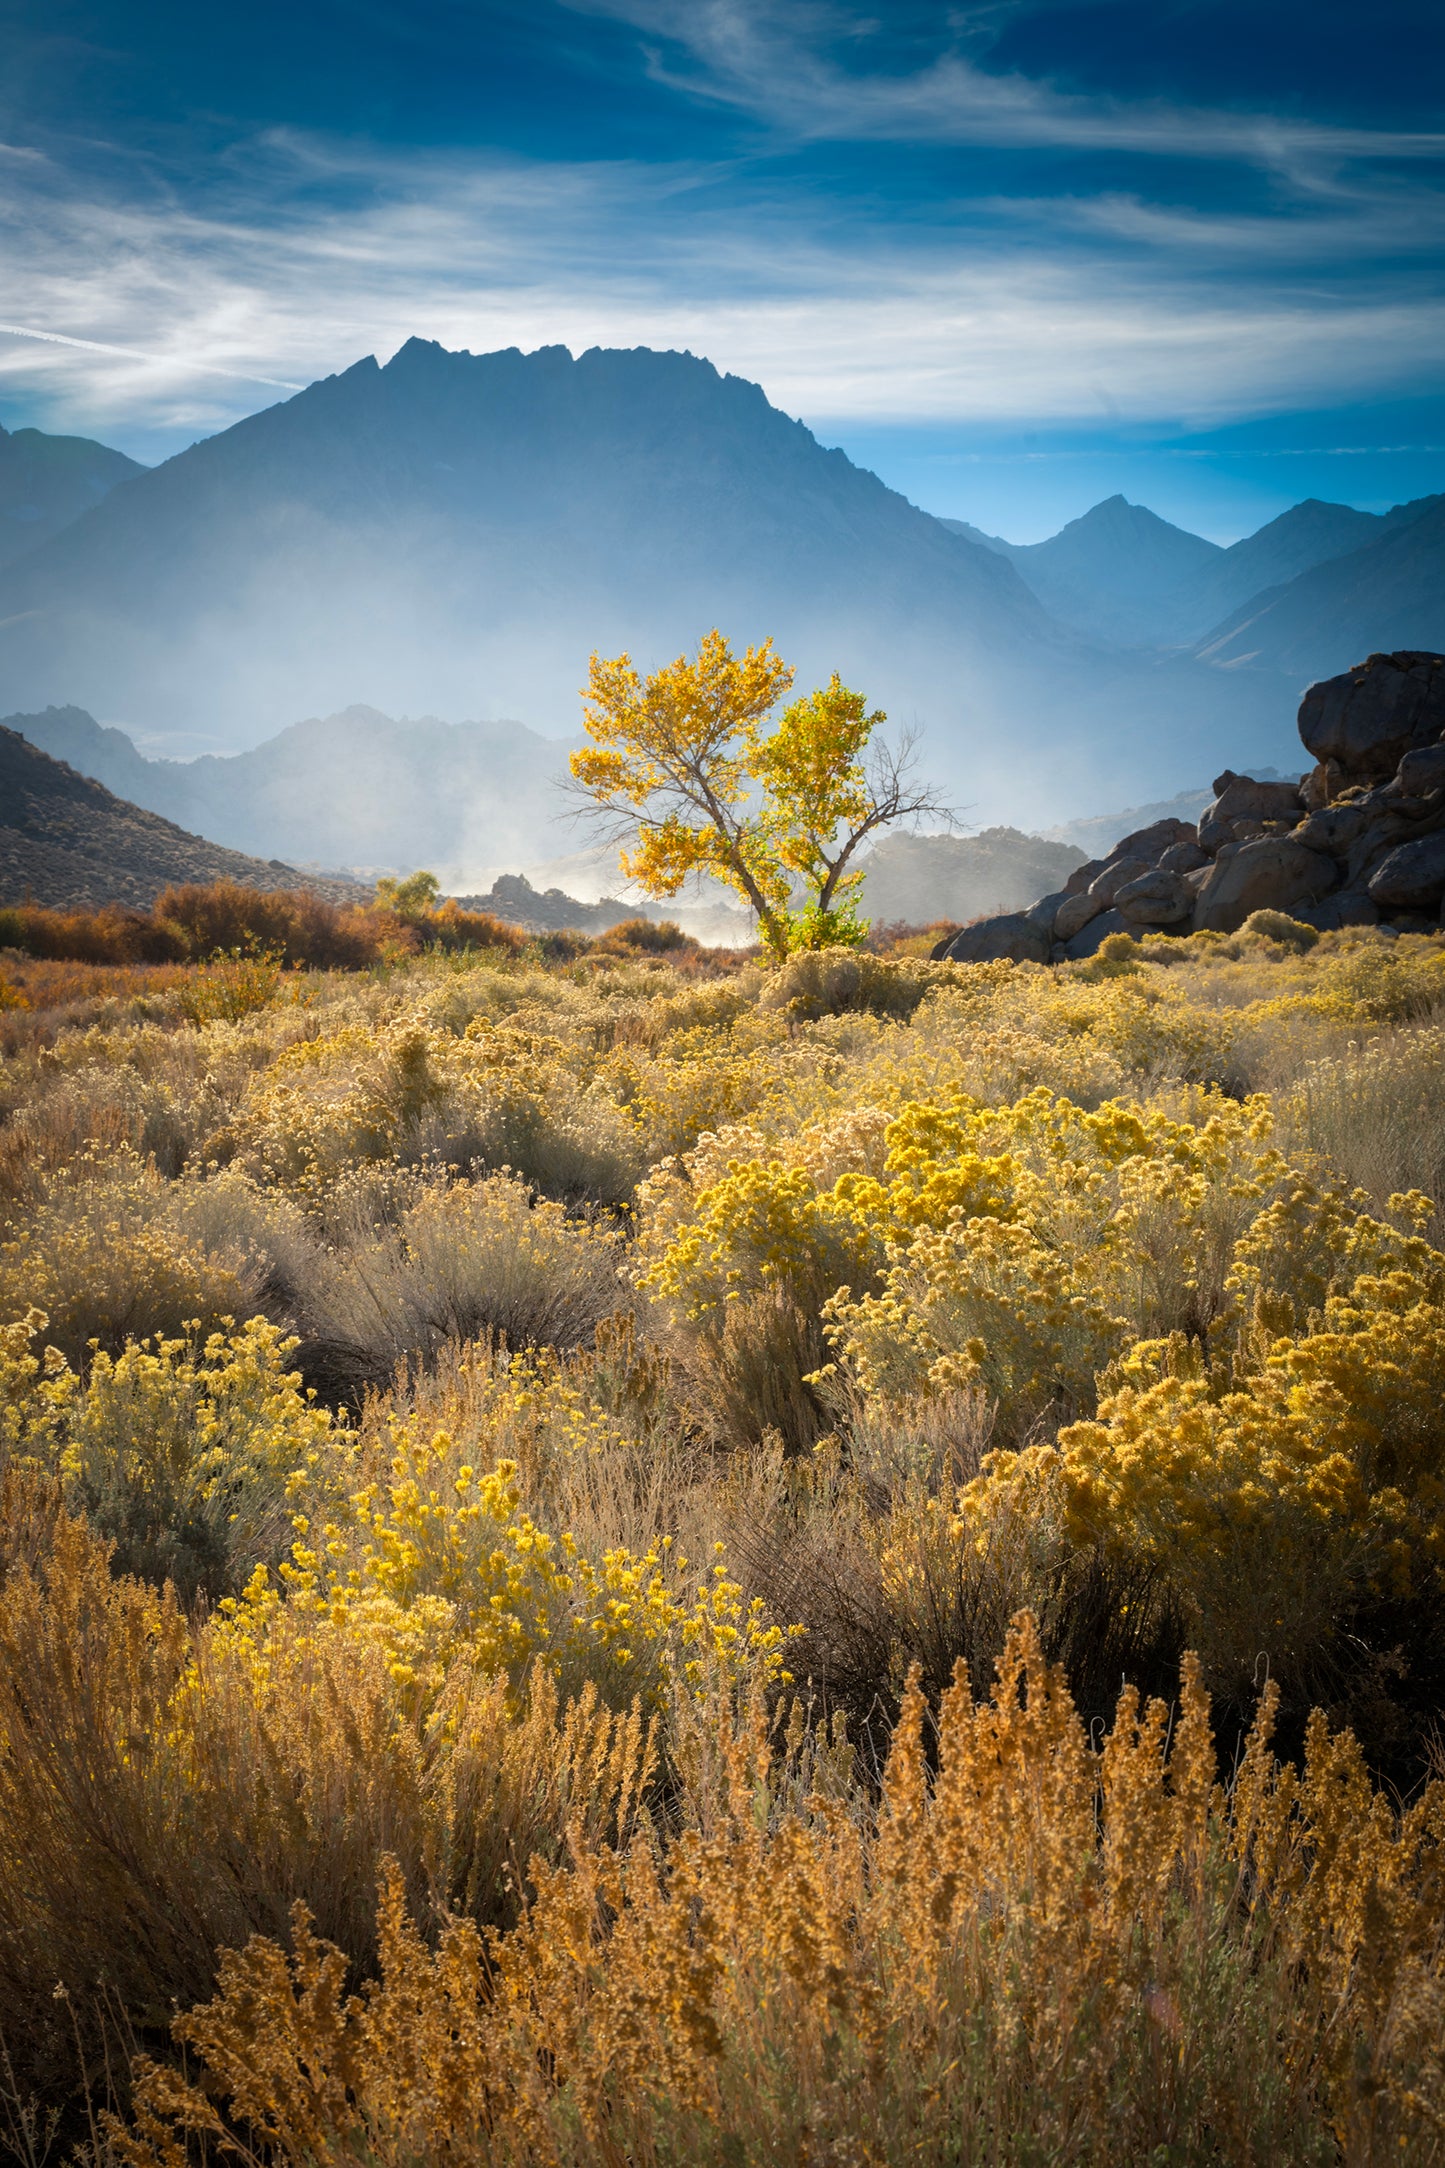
(934, 651, 1445, 963)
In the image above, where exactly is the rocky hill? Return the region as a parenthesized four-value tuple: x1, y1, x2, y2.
(937, 651, 1445, 962)
(0, 729, 365, 911)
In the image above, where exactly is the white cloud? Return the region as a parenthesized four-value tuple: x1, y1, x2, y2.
(0, 125, 1440, 454)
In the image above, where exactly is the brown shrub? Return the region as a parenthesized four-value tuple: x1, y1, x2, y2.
(0, 901, 187, 964)
(423, 900, 526, 954)
(153, 882, 387, 968)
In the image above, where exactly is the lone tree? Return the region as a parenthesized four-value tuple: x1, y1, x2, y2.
(570, 630, 949, 960)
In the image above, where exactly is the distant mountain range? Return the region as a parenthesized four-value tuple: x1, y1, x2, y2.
(0, 342, 1441, 831)
(943, 491, 1445, 657)
(0, 728, 364, 911)
(0, 420, 142, 570)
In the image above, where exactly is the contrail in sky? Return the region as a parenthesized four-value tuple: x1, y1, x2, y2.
(0, 321, 303, 390)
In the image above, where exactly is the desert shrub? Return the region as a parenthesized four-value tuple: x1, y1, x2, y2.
(0, 1497, 655, 2113)
(154, 881, 388, 969)
(306, 1170, 627, 1379)
(593, 915, 696, 955)
(0, 1151, 267, 1368)
(1282, 1025, 1445, 1242)
(117, 1618, 1445, 2168)
(0, 900, 188, 964)
(220, 1016, 642, 1206)
(255, 1408, 791, 1719)
(958, 1243, 1445, 1733)
(1, 1313, 340, 1602)
(1240, 907, 1320, 952)
(0, 1058, 192, 1204)
(759, 946, 946, 1021)
(423, 899, 527, 954)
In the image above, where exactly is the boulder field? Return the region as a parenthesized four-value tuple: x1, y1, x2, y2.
(934, 650, 1445, 963)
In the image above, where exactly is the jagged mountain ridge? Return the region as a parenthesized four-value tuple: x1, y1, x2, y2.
(0, 338, 1044, 728)
(0, 420, 142, 570)
(0, 340, 1303, 823)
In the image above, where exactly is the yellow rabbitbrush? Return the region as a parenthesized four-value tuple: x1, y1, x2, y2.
(115, 1616, 1445, 2168)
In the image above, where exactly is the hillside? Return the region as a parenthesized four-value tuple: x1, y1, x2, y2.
(942, 494, 1434, 652)
(990, 497, 1222, 648)
(0, 421, 142, 570)
(0, 341, 1300, 823)
(0, 729, 365, 910)
(8, 703, 572, 883)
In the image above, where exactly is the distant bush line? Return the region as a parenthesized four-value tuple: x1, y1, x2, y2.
(0, 880, 550, 969)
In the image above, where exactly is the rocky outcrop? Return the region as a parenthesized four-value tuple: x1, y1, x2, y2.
(932, 649, 1445, 964)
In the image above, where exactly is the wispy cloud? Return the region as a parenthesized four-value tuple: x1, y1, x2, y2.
(0, 119, 1440, 460)
(565, 0, 1445, 179)
(0, 320, 302, 389)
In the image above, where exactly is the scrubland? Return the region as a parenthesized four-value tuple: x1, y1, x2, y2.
(2, 904, 1445, 2163)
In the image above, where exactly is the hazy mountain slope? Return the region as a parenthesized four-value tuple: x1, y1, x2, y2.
(1196, 495, 1445, 676)
(0, 341, 1300, 824)
(7, 704, 573, 885)
(5, 705, 159, 801)
(942, 495, 1421, 651)
(1174, 499, 1390, 638)
(0, 422, 142, 569)
(979, 496, 1223, 646)
(938, 517, 1012, 556)
(0, 729, 363, 910)
(858, 828, 1086, 926)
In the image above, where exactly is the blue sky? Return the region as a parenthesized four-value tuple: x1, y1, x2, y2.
(0, 0, 1441, 539)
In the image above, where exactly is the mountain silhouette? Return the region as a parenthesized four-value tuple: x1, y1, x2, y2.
(0, 340, 1301, 823)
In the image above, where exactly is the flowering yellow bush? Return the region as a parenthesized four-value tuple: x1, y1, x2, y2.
(959, 1256, 1445, 1693)
(244, 1413, 791, 1708)
(1, 1310, 344, 1597)
(116, 1618, 1445, 2167)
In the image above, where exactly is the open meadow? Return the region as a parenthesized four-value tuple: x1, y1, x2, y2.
(2, 894, 1445, 2163)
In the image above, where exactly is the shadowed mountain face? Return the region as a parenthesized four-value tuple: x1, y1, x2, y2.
(993, 497, 1222, 648)
(0, 422, 142, 570)
(0, 340, 1304, 824)
(0, 339, 1043, 734)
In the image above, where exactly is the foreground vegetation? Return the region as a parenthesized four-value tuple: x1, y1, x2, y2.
(2, 900, 1445, 2162)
